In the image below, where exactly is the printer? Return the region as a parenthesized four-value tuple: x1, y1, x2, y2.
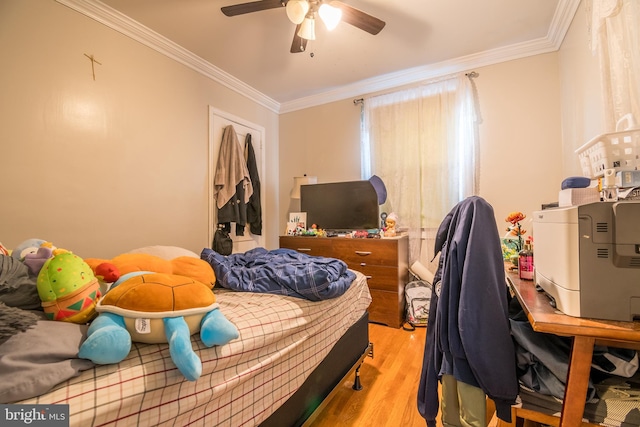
(533, 201, 640, 322)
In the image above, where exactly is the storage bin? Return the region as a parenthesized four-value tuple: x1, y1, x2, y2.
(576, 128, 640, 178)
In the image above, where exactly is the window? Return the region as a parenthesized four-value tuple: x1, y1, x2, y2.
(361, 74, 480, 263)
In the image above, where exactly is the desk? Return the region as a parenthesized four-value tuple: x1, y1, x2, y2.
(506, 272, 640, 427)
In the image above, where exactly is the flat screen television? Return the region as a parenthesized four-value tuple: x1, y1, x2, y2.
(300, 181, 380, 231)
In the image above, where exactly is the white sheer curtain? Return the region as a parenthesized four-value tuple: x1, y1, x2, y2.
(587, 0, 640, 130)
(361, 74, 480, 263)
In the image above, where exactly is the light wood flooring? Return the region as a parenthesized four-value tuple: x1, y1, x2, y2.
(308, 322, 430, 427)
(308, 322, 500, 427)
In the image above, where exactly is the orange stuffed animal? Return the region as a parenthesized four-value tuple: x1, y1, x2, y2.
(79, 252, 236, 382)
(84, 253, 216, 289)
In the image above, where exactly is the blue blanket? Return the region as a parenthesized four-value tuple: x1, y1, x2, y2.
(201, 247, 355, 301)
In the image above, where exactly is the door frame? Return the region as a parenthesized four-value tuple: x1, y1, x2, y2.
(208, 106, 266, 251)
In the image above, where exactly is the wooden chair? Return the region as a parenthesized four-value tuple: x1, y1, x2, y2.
(493, 405, 601, 427)
(487, 396, 601, 427)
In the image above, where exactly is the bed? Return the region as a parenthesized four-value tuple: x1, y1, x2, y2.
(0, 246, 372, 427)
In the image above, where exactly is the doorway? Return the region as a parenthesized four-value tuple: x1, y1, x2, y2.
(209, 107, 266, 253)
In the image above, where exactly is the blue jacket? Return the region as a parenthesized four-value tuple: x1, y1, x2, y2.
(418, 196, 518, 426)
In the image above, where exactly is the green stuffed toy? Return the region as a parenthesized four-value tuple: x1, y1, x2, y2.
(36, 252, 102, 324)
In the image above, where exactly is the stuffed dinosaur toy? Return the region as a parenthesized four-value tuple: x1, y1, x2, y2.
(79, 253, 239, 381)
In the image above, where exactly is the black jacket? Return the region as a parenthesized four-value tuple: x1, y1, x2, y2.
(245, 134, 262, 235)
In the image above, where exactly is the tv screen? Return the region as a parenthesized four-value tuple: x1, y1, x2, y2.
(300, 181, 380, 231)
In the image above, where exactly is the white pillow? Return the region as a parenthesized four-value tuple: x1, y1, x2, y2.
(126, 246, 199, 260)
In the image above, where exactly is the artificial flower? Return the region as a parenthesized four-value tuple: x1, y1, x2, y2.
(505, 211, 526, 252)
(505, 211, 526, 225)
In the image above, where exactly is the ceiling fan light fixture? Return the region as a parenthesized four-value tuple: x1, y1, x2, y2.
(286, 0, 309, 25)
(297, 16, 316, 40)
(318, 3, 342, 31)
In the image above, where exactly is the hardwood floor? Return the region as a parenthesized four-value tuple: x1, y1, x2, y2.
(307, 322, 500, 427)
(308, 322, 429, 427)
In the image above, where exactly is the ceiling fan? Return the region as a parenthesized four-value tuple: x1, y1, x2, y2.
(221, 0, 386, 53)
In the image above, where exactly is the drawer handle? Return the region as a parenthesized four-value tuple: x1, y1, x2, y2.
(355, 251, 372, 256)
(297, 248, 312, 252)
(365, 275, 373, 279)
(360, 262, 367, 267)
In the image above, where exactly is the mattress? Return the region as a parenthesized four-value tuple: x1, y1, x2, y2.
(260, 310, 371, 427)
(18, 270, 372, 427)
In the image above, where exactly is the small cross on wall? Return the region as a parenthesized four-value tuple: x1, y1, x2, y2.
(84, 53, 102, 81)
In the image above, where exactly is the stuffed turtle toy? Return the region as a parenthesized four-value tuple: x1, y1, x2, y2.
(78, 270, 239, 381)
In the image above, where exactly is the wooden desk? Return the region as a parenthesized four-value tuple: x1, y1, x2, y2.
(506, 272, 640, 427)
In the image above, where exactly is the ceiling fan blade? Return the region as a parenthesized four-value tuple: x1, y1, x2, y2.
(221, 0, 285, 17)
(333, 1, 386, 35)
(290, 25, 308, 53)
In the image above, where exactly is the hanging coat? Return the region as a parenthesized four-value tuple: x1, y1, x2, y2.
(245, 134, 262, 235)
(214, 125, 252, 209)
(418, 196, 518, 426)
(218, 180, 248, 236)
(214, 125, 253, 235)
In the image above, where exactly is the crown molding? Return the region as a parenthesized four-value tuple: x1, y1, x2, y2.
(279, 0, 582, 113)
(55, 0, 281, 113)
(56, 0, 580, 115)
(280, 37, 558, 113)
(548, 0, 582, 49)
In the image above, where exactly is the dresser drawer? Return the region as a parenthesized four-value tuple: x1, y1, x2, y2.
(280, 235, 408, 328)
(332, 239, 398, 267)
(279, 236, 333, 257)
(346, 264, 400, 292)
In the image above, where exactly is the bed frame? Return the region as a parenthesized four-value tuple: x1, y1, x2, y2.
(260, 312, 372, 427)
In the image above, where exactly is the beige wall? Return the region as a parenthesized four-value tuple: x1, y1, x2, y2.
(279, 100, 362, 226)
(476, 53, 563, 231)
(280, 53, 565, 242)
(1, 0, 609, 262)
(279, 3, 617, 255)
(0, 0, 279, 258)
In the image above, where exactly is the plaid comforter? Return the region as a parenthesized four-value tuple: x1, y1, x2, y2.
(19, 270, 371, 426)
(201, 247, 356, 301)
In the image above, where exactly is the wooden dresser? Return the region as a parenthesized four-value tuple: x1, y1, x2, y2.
(279, 235, 409, 328)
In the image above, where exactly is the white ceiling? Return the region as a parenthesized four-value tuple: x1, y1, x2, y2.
(73, 0, 580, 112)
